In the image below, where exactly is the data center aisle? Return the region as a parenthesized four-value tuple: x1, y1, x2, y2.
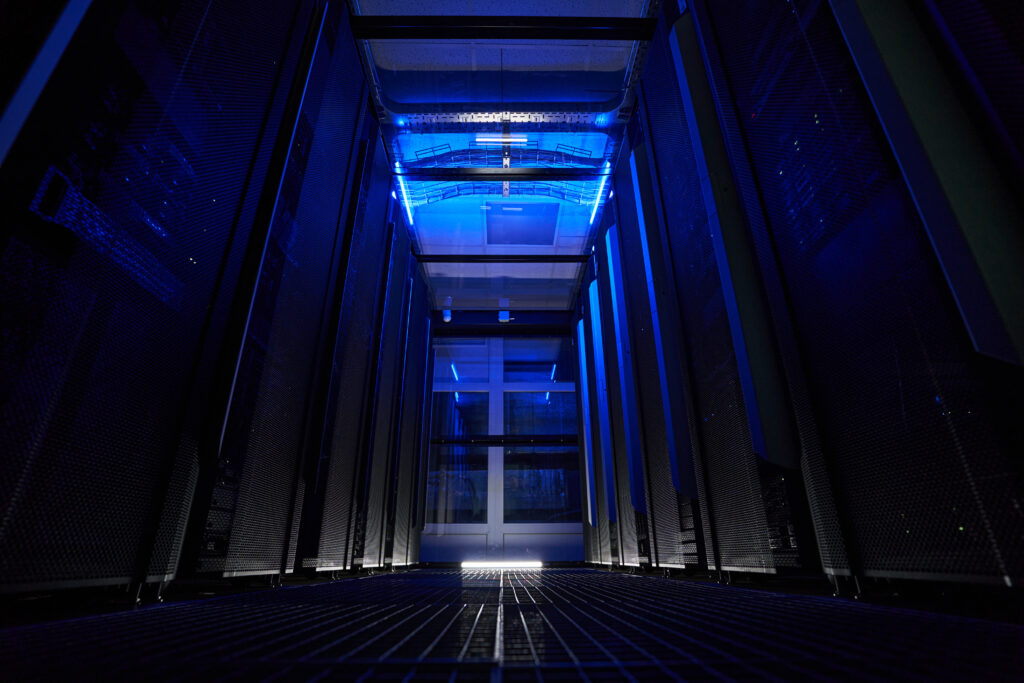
(2, 569, 1021, 681)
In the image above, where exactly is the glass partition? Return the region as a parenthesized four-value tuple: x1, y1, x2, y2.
(504, 392, 577, 435)
(431, 391, 488, 438)
(504, 447, 581, 523)
(432, 338, 489, 384)
(503, 337, 574, 382)
(422, 337, 582, 560)
(425, 446, 488, 524)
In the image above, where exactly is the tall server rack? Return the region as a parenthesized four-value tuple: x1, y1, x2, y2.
(0, 0, 316, 591)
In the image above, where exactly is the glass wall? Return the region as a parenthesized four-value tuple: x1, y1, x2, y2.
(504, 447, 581, 523)
(421, 336, 583, 561)
(425, 446, 488, 524)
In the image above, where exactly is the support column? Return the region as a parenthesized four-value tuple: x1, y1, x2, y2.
(487, 338, 504, 559)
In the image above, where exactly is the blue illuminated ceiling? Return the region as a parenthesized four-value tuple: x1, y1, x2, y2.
(349, 0, 655, 311)
(392, 131, 613, 167)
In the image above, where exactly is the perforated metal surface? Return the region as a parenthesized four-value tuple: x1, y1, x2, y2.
(697, 0, 1024, 582)
(391, 274, 432, 566)
(0, 0, 305, 588)
(309, 134, 393, 572)
(612, 150, 688, 569)
(926, 0, 1024, 169)
(2, 569, 1022, 680)
(581, 298, 613, 565)
(595, 249, 640, 567)
(361, 228, 413, 569)
(196, 5, 367, 577)
(638, 13, 784, 573)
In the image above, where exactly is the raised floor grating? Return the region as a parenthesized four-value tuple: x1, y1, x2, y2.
(1, 569, 1022, 680)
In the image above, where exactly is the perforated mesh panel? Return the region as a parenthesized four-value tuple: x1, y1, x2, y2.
(612, 152, 687, 568)
(313, 135, 392, 571)
(391, 272, 431, 566)
(362, 225, 413, 569)
(595, 248, 639, 566)
(0, 0, 305, 588)
(197, 6, 366, 577)
(638, 14, 778, 572)
(699, 0, 1024, 581)
(581, 299, 612, 565)
(926, 0, 1024, 169)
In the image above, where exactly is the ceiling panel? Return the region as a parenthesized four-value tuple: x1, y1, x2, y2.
(353, 1, 649, 18)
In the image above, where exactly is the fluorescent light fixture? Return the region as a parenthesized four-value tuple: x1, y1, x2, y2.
(501, 206, 522, 211)
(589, 162, 612, 226)
(394, 162, 414, 226)
(461, 561, 542, 569)
(550, 364, 557, 381)
(450, 363, 460, 382)
(475, 135, 527, 143)
(545, 391, 550, 401)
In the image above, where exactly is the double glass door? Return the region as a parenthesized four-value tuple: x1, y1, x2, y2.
(421, 337, 583, 561)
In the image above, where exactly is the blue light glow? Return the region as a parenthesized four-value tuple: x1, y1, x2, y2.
(450, 363, 460, 382)
(589, 162, 612, 226)
(545, 391, 550, 401)
(454, 391, 460, 403)
(394, 162, 415, 226)
(475, 135, 527, 145)
(550, 364, 557, 381)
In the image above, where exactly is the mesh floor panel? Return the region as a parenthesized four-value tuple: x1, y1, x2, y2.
(2, 569, 1021, 680)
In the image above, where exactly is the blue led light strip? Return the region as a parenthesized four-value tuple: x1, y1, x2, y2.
(630, 151, 682, 492)
(589, 162, 612, 226)
(394, 162, 415, 226)
(576, 319, 597, 527)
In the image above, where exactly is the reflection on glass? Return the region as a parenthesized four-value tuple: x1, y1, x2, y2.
(504, 392, 577, 435)
(433, 339, 489, 383)
(503, 337, 574, 382)
(504, 447, 581, 523)
(431, 391, 488, 438)
(424, 262, 583, 310)
(426, 446, 487, 524)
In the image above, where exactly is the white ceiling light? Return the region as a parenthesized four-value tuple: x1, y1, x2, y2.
(461, 561, 542, 569)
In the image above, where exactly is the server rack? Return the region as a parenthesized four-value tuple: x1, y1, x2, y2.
(684, 0, 1024, 585)
(0, 0, 315, 591)
(185, 3, 370, 578)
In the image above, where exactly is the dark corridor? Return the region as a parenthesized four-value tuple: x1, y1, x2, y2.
(2, 0, 1024, 680)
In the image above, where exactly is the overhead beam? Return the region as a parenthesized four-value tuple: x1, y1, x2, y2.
(432, 324, 574, 337)
(395, 167, 608, 181)
(416, 254, 589, 264)
(349, 15, 657, 41)
(431, 435, 578, 446)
